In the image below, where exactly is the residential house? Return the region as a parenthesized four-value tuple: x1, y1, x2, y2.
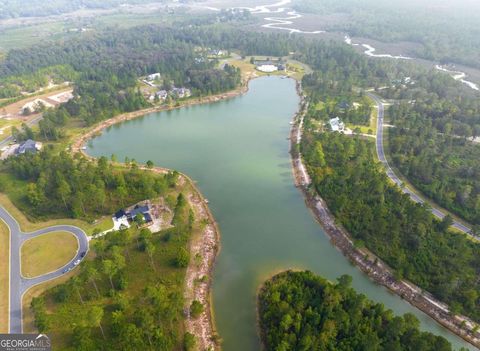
(15, 139, 42, 155)
(329, 117, 345, 132)
(112, 209, 130, 230)
(172, 87, 191, 99)
(337, 101, 350, 110)
(126, 204, 153, 225)
(147, 73, 161, 81)
(112, 203, 153, 230)
(156, 90, 168, 100)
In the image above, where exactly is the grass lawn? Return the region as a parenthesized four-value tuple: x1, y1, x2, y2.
(21, 232, 78, 278)
(228, 59, 258, 79)
(344, 98, 378, 136)
(0, 220, 9, 333)
(315, 101, 325, 110)
(367, 96, 378, 134)
(286, 61, 306, 80)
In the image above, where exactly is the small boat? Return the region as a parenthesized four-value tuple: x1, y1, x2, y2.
(81, 146, 87, 150)
(289, 121, 294, 125)
(204, 199, 209, 204)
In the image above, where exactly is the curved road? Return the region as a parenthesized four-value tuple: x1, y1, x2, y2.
(367, 93, 474, 237)
(0, 206, 89, 333)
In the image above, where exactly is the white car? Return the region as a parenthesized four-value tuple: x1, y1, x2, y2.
(73, 259, 81, 266)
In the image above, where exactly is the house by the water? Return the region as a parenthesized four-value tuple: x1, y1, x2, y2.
(112, 203, 153, 230)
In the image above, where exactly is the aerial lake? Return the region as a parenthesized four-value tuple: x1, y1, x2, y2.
(87, 76, 473, 350)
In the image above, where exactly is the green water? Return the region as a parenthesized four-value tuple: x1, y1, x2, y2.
(87, 76, 473, 350)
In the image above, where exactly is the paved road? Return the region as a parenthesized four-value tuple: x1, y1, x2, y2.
(0, 114, 43, 148)
(367, 93, 474, 236)
(0, 206, 89, 333)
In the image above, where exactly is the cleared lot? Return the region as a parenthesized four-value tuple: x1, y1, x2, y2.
(21, 231, 78, 278)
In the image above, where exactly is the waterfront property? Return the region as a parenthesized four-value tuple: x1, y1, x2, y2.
(148, 88, 190, 101)
(87, 76, 471, 351)
(156, 90, 168, 100)
(172, 87, 191, 98)
(112, 203, 153, 230)
(149, 90, 168, 101)
(254, 58, 286, 73)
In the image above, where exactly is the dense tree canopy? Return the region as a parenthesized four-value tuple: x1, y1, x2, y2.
(380, 72, 480, 224)
(2, 148, 172, 220)
(259, 271, 461, 351)
(301, 130, 480, 322)
(32, 190, 193, 349)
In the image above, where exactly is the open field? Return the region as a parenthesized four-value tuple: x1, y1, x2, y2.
(346, 100, 377, 135)
(0, 220, 9, 332)
(21, 232, 78, 278)
(0, 22, 66, 52)
(0, 5, 196, 54)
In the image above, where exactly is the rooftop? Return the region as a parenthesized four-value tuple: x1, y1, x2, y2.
(15, 139, 40, 155)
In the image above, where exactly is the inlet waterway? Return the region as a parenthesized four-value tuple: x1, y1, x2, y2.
(87, 76, 473, 350)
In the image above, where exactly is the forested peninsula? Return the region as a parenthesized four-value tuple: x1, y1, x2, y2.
(258, 271, 462, 351)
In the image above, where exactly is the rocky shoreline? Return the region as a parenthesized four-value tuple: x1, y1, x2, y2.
(290, 82, 480, 349)
(183, 175, 221, 350)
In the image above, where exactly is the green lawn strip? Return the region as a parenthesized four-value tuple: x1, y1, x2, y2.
(0, 220, 9, 333)
(369, 103, 378, 134)
(345, 123, 373, 135)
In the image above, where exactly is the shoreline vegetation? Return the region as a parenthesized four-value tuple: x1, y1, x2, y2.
(70, 76, 252, 155)
(69, 71, 477, 349)
(13, 58, 474, 347)
(68, 77, 256, 350)
(290, 82, 480, 349)
(258, 270, 461, 351)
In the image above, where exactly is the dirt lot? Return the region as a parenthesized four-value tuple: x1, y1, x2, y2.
(0, 86, 73, 141)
